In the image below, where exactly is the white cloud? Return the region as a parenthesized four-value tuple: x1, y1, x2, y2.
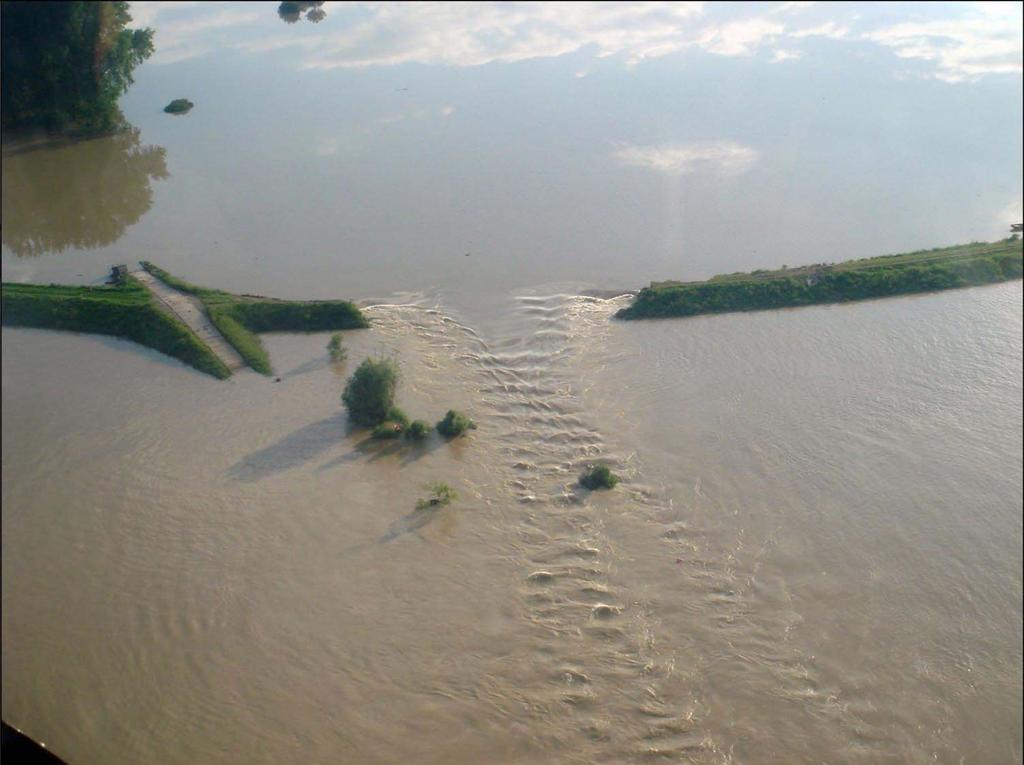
(439, 105, 456, 117)
(128, 1, 200, 29)
(771, 1, 815, 15)
(131, 0, 1024, 85)
(697, 18, 783, 56)
(865, 5, 1023, 82)
(147, 6, 263, 64)
(788, 21, 849, 39)
(1001, 196, 1024, 225)
(612, 141, 758, 176)
(770, 48, 803, 63)
(297, 2, 709, 69)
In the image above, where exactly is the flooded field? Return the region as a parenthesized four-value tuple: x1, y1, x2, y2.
(3, 3, 1022, 763)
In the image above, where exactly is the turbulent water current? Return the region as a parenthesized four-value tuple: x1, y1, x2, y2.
(3, 280, 1021, 764)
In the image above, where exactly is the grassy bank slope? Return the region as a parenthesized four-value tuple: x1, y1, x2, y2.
(617, 239, 1023, 320)
(140, 262, 369, 375)
(1, 280, 232, 378)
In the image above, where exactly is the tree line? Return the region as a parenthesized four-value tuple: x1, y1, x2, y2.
(1, 1, 154, 134)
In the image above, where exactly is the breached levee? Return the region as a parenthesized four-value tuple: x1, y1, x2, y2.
(363, 289, 889, 762)
(363, 291, 735, 761)
(1, 263, 369, 378)
(617, 238, 1023, 320)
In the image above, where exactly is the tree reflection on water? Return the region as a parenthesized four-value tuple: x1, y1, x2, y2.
(277, 2, 325, 25)
(1, 126, 168, 258)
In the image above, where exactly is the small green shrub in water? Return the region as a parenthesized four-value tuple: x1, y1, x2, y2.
(415, 482, 458, 510)
(342, 357, 398, 426)
(327, 332, 346, 361)
(436, 410, 476, 439)
(406, 420, 431, 441)
(579, 465, 618, 490)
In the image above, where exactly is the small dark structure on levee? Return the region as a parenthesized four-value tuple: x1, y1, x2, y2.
(1012, 223, 1023, 235)
(163, 98, 194, 115)
(109, 264, 128, 284)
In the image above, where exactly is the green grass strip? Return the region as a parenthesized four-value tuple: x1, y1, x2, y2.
(618, 238, 1023, 320)
(1, 279, 231, 379)
(207, 305, 272, 375)
(140, 261, 369, 375)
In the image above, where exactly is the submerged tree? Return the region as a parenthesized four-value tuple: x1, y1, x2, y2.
(327, 332, 346, 361)
(1, 1, 154, 134)
(342, 357, 399, 427)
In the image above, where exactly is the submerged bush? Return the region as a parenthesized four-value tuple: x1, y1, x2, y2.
(579, 465, 618, 490)
(371, 421, 404, 439)
(436, 410, 476, 439)
(327, 332, 346, 361)
(385, 406, 409, 428)
(415, 482, 458, 510)
(342, 357, 398, 426)
(406, 420, 431, 441)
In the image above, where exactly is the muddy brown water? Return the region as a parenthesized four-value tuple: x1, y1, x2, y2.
(3, 281, 1020, 764)
(2, 4, 1022, 762)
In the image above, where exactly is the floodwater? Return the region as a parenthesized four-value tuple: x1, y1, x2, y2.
(3, 3, 1022, 764)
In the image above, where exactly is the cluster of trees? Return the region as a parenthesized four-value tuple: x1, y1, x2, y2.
(619, 249, 1023, 320)
(1, 1, 153, 134)
(341, 358, 476, 441)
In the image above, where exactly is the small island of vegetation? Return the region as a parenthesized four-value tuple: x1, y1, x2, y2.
(340, 357, 477, 444)
(617, 238, 1023, 320)
(163, 99, 194, 115)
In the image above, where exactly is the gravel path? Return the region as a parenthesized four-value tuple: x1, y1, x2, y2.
(132, 269, 246, 371)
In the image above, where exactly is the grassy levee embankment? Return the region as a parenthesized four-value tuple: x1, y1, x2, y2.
(0, 279, 232, 378)
(139, 262, 369, 375)
(617, 238, 1023, 320)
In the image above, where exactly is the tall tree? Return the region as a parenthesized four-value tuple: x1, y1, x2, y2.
(1, 1, 154, 134)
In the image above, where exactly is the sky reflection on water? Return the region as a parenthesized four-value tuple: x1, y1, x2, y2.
(1, 1, 1020, 307)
